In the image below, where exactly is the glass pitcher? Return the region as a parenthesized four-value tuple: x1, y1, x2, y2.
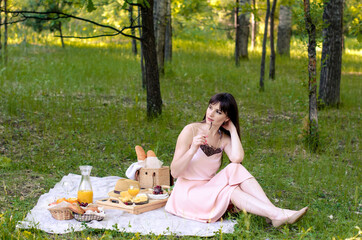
(77, 165, 93, 204)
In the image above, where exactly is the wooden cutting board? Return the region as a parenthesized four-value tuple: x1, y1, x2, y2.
(96, 196, 168, 215)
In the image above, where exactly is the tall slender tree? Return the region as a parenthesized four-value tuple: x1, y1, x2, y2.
(303, 0, 319, 151)
(58, 21, 65, 48)
(277, 5, 292, 56)
(138, 6, 146, 89)
(164, 0, 172, 62)
(269, 0, 277, 80)
(129, 5, 138, 55)
(319, 0, 343, 107)
(250, 0, 257, 50)
(141, 0, 162, 117)
(154, 0, 167, 75)
(259, 0, 270, 91)
(0, 0, 2, 62)
(235, 0, 250, 66)
(4, 0, 8, 64)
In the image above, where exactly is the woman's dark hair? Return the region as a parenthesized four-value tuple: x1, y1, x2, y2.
(202, 93, 241, 138)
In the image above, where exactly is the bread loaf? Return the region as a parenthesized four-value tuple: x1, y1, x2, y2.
(68, 203, 85, 215)
(85, 206, 100, 213)
(135, 145, 146, 161)
(147, 150, 157, 158)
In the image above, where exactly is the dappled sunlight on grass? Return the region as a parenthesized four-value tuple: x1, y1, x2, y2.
(0, 35, 361, 239)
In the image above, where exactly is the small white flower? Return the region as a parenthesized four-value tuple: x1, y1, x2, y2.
(328, 215, 333, 219)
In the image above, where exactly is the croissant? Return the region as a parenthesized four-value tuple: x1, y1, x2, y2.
(135, 145, 146, 161)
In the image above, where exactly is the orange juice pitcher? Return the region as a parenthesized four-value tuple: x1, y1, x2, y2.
(77, 165, 93, 204)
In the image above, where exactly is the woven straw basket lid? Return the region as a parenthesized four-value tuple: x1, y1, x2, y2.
(108, 179, 140, 197)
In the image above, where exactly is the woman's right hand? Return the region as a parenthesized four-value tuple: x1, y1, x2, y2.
(190, 134, 207, 152)
(171, 124, 205, 178)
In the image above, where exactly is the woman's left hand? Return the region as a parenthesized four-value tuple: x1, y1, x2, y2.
(222, 120, 235, 132)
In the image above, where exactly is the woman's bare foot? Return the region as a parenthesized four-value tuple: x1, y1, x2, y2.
(271, 207, 308, 227)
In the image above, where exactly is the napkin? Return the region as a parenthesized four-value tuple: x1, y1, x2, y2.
(125, 160, 145, 180)
(145, 157, 163, 168)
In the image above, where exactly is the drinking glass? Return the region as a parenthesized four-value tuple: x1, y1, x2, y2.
(61, 179, 75, 198)
(127, 184, 140, 205)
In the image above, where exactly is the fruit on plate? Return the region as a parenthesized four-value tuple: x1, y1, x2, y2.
(133, 194, 148, 203)
(119, 191, 134, 204)
(119, 195, 132, 204)
(153, 185, 163, 195)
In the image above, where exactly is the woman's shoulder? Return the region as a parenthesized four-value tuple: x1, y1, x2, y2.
(176, 123, 198, 142)
(179, 122, 202, 137)
(183, 122, 202, 130)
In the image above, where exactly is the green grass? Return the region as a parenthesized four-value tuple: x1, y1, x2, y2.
(0, 36, 361, 239)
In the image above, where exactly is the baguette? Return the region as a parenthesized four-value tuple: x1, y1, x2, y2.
(135, 145, 146, 161)
(147, 150, 157, 158)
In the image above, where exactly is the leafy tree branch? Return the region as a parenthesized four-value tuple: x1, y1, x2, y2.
(0, 9, 142, 41)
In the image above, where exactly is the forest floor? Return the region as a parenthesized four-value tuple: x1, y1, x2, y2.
(0, 37, 361, 239)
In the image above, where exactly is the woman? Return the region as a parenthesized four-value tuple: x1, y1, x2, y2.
(165, 93, 308, 227)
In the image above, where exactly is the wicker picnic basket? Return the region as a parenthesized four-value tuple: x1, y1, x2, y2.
(139, 166, 171, 189)
(48, 207, 74, 220)
(73, 213, 104, 222)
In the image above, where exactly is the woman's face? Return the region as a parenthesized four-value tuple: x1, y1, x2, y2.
(205, 102, 229, 126)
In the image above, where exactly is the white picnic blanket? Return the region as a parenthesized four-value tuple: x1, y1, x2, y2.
(17, 174, 237, 236)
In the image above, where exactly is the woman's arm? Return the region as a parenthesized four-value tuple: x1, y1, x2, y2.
(170, 124, 206, 178)
(223, 121, 245, 163)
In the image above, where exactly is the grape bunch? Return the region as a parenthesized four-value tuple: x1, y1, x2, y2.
(78, 202, 88, 207)
(153, 185, 163, 195)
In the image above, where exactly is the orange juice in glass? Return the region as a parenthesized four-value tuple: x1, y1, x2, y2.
(77, 190, 93, 204)
(128, 185, 140, 199)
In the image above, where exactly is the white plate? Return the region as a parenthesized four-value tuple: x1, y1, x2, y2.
(147, 193, 169, 200)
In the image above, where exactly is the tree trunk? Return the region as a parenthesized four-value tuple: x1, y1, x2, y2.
(303, 0, 319, 152)
(251, 0, 257, 50)
(259, 0, 270, 91)
(0, 0, 2, 62)
(319, 0, 343, 107)
(235, 0, 250, 66)
(277, 5, 292, 56)
(154, 0, 167, 75)
(58, 21, 65, 48)
(235, 1, 239, 66)
(4, 0, 8, 64)
(141, 0, 162, 118)
(164, 0, 172, 62)
(138, 6, 146, 89)
(129, 5, 137, 55)
(269, 0, 277, 80)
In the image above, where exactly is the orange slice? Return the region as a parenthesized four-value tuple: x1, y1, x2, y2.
(56, 197, 66, 204)
(66, 197, 78, 204)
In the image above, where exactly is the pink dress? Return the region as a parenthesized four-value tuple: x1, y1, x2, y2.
(165, 146, 254, 223)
